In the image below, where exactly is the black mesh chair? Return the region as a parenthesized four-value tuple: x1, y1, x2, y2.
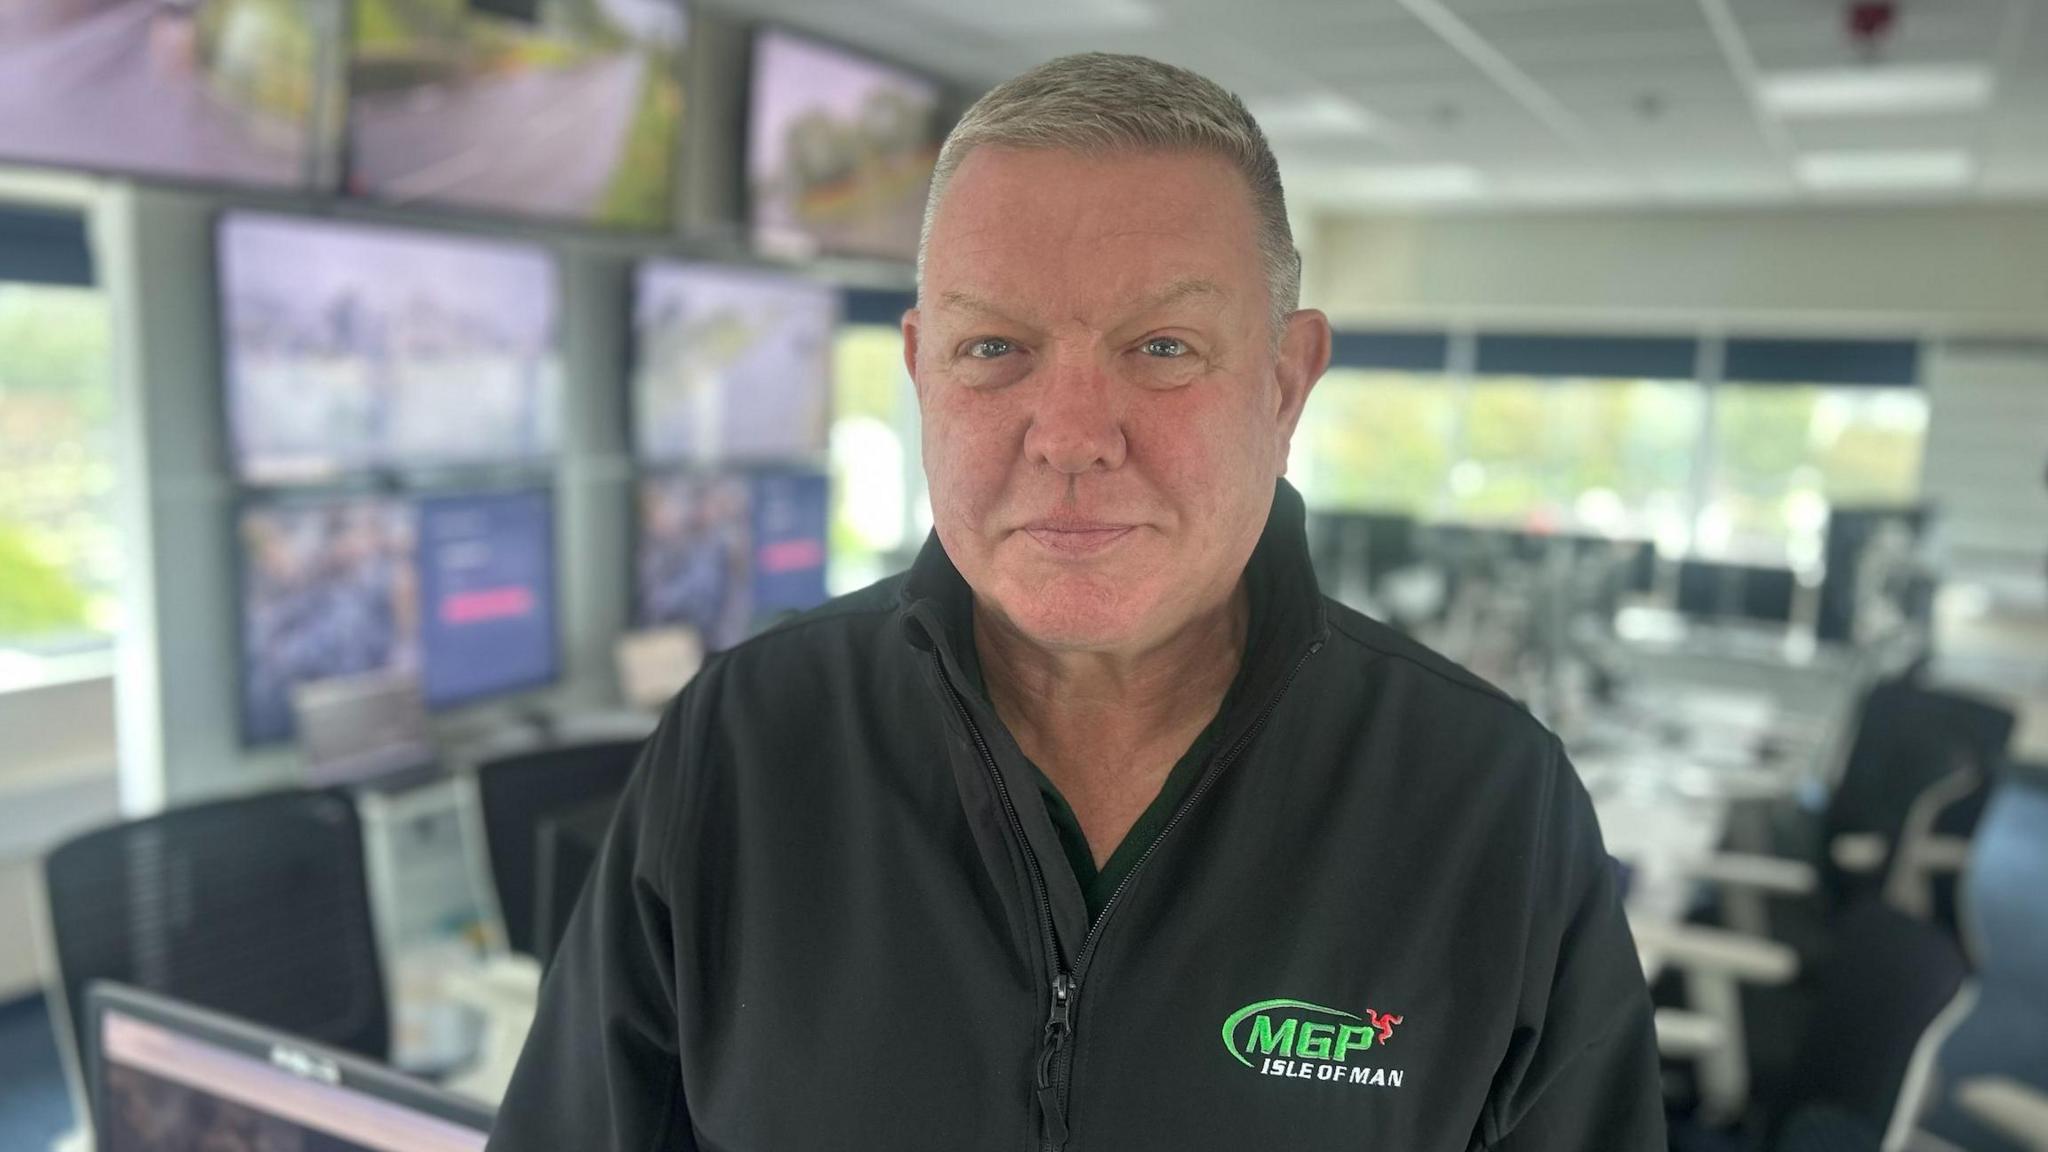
(474, 739, 643, 958)
(1668, 897, 1970, 1152)
(41, 788, 389, 1088)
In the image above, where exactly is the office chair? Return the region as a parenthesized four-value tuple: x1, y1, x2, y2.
(40, 788, 389, 1098)
(473, 738, 643, 958)
(1903, 764, 2048, 1152)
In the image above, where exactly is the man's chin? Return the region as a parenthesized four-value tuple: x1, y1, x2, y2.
(983, 583, 1158, 654)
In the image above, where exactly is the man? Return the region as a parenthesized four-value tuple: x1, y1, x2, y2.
(489, 53, 1663, 1151)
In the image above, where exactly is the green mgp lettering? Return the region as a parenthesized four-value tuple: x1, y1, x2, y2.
(1333, 1024, 1373, 1061)
(1296, 1022, 1334, 1060)
(1245, 1015, 1298, 1059)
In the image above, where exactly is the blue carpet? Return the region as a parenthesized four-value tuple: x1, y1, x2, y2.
(0, 994, 74, 1152)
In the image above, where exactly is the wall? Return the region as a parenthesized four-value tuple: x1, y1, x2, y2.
(1309, 203, 2048, 336)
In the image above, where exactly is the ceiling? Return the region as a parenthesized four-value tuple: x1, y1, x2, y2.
(709, 0, 2048, 213)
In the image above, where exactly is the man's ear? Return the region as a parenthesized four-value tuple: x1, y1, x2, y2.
(902, 308, 925, 406)
(1271, 308, 1332, 470)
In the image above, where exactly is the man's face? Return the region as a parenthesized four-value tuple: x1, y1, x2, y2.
(906, 146, 1329, 653)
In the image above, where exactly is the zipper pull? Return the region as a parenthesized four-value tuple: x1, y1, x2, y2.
(1035, 973, 1074, 1148)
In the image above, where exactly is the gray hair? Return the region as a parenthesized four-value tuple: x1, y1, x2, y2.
(916, 52, 1301, 336)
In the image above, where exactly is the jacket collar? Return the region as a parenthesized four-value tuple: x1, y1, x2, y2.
(898, 478, 1330, 706)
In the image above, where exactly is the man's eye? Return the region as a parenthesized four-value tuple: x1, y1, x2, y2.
(1141, 337, 1189, 358)
(966, 338, 1014, 360)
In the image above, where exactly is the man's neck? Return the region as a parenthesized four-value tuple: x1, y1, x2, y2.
(973, 583, 1250, 865)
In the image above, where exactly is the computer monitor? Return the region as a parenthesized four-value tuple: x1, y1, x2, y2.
(415, 488, 559, 709)
(0, 1, 341, 191)
(218, 212, 562, 484)
(749, 469, 830, 619)
(90, 983, 492, 1152)
(631, 261, 838, 463)
(291, 671, 435, 788)
(238, 494, 419, 746)
(345, 0, 687, 230)
(634, 471, 753, 651)
(746, 27, 943, 263)
(239, 486, 559, 744)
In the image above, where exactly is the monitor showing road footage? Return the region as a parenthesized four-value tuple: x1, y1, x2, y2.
(348, 0, 687, 230)
(747, 28, 941, 263)
(0, 0, 340, 189)
(632, 261, 837, 463)
(219, 212, 562, 483)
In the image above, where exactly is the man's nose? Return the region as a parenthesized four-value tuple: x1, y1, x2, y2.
(1022, 351, 1127, 476)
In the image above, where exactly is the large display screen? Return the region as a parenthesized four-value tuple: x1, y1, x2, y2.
(633, 468, 831, 650)
(415, 488, 557, 708)
(0, 0, 340, 190)
(219, 212, 562, 483)
(632, 261, 836, 463)
(347, 0, 687, 230)
(238, 487, 556, 745)
(634, 471, 754, 651)
(747, 28, 941, 263)
(749, 469, 829, 616)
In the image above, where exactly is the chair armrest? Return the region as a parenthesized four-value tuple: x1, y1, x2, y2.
(1652, 1009, 1724, 1058)
(1631, 920, 1800, 985)
(1685, 852, 1820, 897)
(1956, 1078, 2048, 1150)
(1832, 831, 1890, 874)
(1913, 835, 1972, 875)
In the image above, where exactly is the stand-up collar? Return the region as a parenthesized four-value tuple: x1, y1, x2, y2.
(899, 479, 1330, 704)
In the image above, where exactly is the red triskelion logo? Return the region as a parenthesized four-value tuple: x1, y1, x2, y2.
(1220, 999, 1407, 1087)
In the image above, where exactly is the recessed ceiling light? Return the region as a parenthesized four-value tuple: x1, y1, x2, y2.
(1244, 93, 1380, 140)
(1796, 149, 1975, 192)
(1761, 63, 1994, 118)
(1324, 164, 1485, 203)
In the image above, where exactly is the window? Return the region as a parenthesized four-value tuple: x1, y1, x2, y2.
(0, 282, 117, 655)
(1288, 370, 1457, 517)
(1451, 377, 1703, 542)
(828, 325, 926, 594)
(1702, 384, 1928, 567)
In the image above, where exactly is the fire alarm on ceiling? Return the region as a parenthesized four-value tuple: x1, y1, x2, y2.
(1847, 2, 1899, 54)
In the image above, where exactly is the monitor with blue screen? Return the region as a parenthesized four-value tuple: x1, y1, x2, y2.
(415, 488, 559, 709)
(749, 469, 830, 618)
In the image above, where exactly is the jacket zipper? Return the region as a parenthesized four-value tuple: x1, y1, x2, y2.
(932, 652, 1072, 1152)
(934, 638, 1325, 1151)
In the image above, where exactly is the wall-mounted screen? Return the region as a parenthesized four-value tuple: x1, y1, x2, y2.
(219, 212, 562, 483)
(239, 494, 419, 745)
(746, 28, 940, 263)
(347, 0, 687, 230)
(415, 487, 557, 708)
(0, 0, 341, 190)
(749, 468, 829, 615)
(237, 485, 557, 744)
(634, 471, 753, 651)
(631, 261, 836, 463)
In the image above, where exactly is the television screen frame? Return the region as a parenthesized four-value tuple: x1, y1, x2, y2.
(0, 0, 347, 193)
(628, 258, 839, 465)
(743, 24, 944, 264)
(233, 481, 562, 747)
(215, 209, 565, 485)
(343, 0, 690, 232)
